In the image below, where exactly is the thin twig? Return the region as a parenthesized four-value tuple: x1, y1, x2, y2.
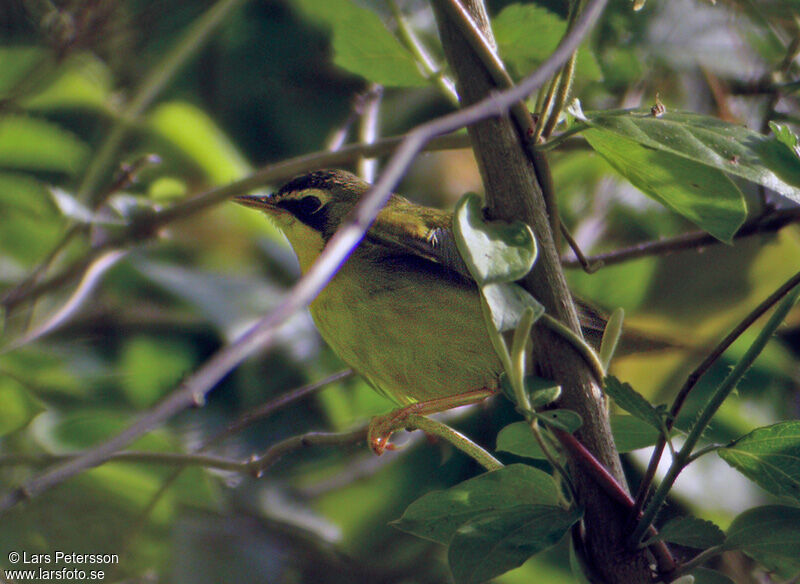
(562, 208, 800, 270)
(388, 0, 459, 105)
(358, 84, 383, 183)
(0, 0, 608, 515)
(249, 428, 368, 476)
(629, 267, 800, 524)
(630, 281, 800, 545)
(80, 0, 247, 206)
(2, 250, 127, 352)
(1, 133, 471, 313)
(210, 369, 354, 445)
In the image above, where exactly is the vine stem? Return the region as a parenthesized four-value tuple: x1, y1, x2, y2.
(630, 282, 800, 545)
(630, 267, 800, 523)
(405, 415, 503, 471)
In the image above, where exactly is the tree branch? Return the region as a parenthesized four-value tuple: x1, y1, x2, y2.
(0, 0, 607, 515)
(562, 208, 800, 270)
(430, 0, 658, 581)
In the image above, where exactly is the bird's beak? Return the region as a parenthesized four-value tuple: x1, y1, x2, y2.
(233, 193, 276, 211)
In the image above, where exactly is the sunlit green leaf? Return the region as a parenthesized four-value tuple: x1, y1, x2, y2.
(23, 53, 112, 111)
(0, 115, 89, 174)
(0, 172, 53, 215)
(0, 376, 44, 436)
(718, 421, 800, 502)
(148, 101, 250, 184)
(392, 464, 558, 544)
(448, 505, 582, 584)
(293, 0, 427, 87)
(494, 4, 602, 82)
(583, 128, 746, 242)
(581, 108, 800, 205)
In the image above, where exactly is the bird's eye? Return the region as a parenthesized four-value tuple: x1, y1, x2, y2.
(297, 196, 322, 216)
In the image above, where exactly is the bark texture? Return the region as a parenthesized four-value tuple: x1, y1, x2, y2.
(431, 1, 654, 581)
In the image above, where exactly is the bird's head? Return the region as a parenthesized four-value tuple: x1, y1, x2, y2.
(234, 169, 370, 270)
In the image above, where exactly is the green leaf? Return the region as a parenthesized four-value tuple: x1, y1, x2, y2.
(500, 375, 561, 408)
(293, 0, 427, 87)
(535, 409, 583, 433)
(448, 505, 582, 584)
(494, 4, 601, 82)
(583, 128, 746, 242)
(724, 505, 800, 570)
(148, 101, 250, 184)
(604, 376, 664, 431)
(0, 115, 89, 174)
(769, 121, 800, 156)
(481, 282, 545, 333)
(0, 47, 46, 96)
(691, 568, 737, 584)
(717, 421, 800, 502)
(498, 415, 660, 460)
(392, 464, 558, 544)
(119, 337, 195, 409)
(0, 376, 44, 436)
(582, 108, 800, 205)
(610, 415, 661, 453)
(0, 172, 53, 216)
(644, 516, 725, 548)
(22, 53, 112, 111)
(453, 192, 538, 285)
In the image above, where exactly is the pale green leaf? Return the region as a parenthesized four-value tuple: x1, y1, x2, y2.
(0, 115, 89, 174)
(481, 282, 544, 332)
(148, 101, 250, 184)
(494, 4, 602, 82)
(453, 192, 538, 285)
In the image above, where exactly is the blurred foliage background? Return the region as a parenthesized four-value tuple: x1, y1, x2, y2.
(0, 0, 799, 582)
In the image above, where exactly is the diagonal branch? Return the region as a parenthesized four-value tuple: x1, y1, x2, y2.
(0, 0, 607, 515)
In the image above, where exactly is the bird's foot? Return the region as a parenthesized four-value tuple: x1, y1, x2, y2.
(367, 389, 496, 455)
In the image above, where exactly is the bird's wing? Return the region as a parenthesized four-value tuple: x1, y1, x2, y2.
(366, 196, 474, 280)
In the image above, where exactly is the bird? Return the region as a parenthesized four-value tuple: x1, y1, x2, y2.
(234, 169, 509, 454)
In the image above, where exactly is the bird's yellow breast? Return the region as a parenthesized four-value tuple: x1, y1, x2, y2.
(308, 245, 502, 405)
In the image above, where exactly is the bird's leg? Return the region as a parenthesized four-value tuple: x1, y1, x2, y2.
(368, 388, 496, 455)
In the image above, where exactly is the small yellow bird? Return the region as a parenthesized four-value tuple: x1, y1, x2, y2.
(235, 169, 504, 453)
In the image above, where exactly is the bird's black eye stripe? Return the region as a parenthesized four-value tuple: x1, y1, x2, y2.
(277, 196, 329, 232)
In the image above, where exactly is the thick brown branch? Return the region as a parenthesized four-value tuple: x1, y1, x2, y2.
(431, 1, 656, 581)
